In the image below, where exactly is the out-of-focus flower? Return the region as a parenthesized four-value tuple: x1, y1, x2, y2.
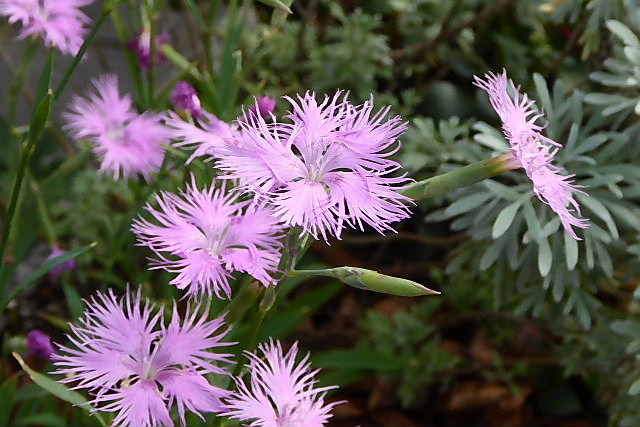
(171, 82, 204, 119)
(46, 246, 77, 279)
(474, 70, 589, 239)
(0, 0, 93, 55)
(224, 340, 343, 427)
(64, 74, 167, 180)
(53, 287, 233, 427)
(27, 330, 55, 359)
(128, 29, 170, 69)
(131, 178, 283, 299)
(217, 92, 412, 241)
(249, 96, 277, 118)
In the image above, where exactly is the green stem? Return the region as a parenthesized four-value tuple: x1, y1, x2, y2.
(402, 153, 519, 200)
(53, 3, 115, 101)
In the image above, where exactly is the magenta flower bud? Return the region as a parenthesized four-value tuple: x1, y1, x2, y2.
(47, 246, 77, 279)
(249, 95, 277, 118)
(172, 82, 204, 119)
(27, 330, 56, 359)
(128, 30, 170, 69)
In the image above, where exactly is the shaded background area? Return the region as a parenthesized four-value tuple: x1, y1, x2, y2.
(2, 0, 640, 426)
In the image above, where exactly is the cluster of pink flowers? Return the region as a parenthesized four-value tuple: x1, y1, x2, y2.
(64, 75, 167, 180)
(168, 92, 413, 241)
(0, 0, 93, 55)
(54, 288, 340, 427)
(474, 70, 589, 240)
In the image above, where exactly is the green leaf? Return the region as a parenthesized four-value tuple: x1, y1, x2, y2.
(606, 20, 639, 47)
(564, 232, 578, 270)
(62, 282, 85, 320)
(537, 237, 552, 276)
(12, 353, 107, 426)
(533, 73, 553, 116)
(35, 49, 55, 102)
(257, 0, 292, 13)
(630, 378, 640, 395)
(492, 201, 522, 238)
(0, 376, 17, 426)
(445, 192, 492, 216)
(577, 194, 618, 239)
(484, 179, 521, 201)
(0, 243, 96, 313)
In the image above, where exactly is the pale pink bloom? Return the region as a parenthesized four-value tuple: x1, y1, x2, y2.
(224, 340, 343, 427)
(171, 81, 204, 119)
(53, 288, 233, 427)
(165, 110, 238, 163)
(131, 179, 283, 299)
(474, 70, 589, 239)
(218, 92, 412, 241)
(65, 75, 167, 180)
(0, 0, 93, 55)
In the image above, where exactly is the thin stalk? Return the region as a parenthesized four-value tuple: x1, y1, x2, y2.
(111, 7, 146, 102)
(53, 4, 114, 101)
(402, 153, 519, 200)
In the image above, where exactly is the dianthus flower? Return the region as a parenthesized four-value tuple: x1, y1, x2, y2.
(224, 340, 343, 427)
(0, 0, 93, 55)
(474, 70, 589, 239)
(165, 110, 238, 163)
(64, 74, 167, 180)
(217, 92, 412, 241)
(131, 179, 283, 299)
(53, 288, 233, 427)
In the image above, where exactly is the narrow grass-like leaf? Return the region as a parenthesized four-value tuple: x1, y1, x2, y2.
(12, 353, 107, 426)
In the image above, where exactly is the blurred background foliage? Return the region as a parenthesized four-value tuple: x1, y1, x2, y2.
(3, 0, 640, 425)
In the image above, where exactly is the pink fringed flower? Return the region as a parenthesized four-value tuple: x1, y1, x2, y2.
(217, 92, 412, 241)
(53, 288, 233, 427)
(474, 70, 589, 239)
(165, 111, 238, 163)
(224, 340, 343, 427)
(0, 0, 93, 55)
(131, 179, 283, 299)
(64, 75, 167, 180)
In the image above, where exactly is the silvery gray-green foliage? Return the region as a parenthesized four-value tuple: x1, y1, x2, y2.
(544, 0, 632, 58)
(585, 15, 640, 116)
(420, 75, 640, 328)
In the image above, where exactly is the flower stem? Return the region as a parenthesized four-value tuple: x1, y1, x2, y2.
(402, 153, 519, 200)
